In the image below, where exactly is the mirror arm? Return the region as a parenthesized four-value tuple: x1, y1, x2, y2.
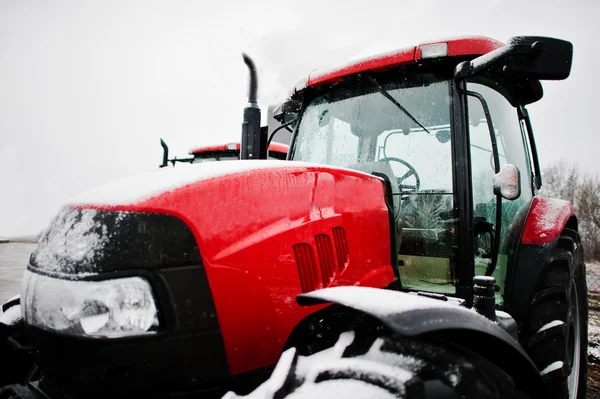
(518, 105, 542, 190)
(454, 42, 543, 81)
(461, 90, 500, 174)
(461, 89, 502, 276)
(267, 119, 297, 149)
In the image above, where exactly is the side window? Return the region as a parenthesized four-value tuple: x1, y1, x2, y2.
(467, 82, 534, 306)
(294, 105, 359, 166)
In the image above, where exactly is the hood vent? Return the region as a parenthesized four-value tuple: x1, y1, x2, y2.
(293, 227, 350, 294)
(292, 243, 320, 293)
(332, 226, 349, 272)
(315, 234, 336, 287)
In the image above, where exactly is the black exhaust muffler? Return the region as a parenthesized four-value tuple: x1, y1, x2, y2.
(240, 54, 267, 160)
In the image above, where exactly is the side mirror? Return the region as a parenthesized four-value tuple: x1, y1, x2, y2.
(273, 99, 301, 124)
(502, 36, 573, 80)
(493, 164, 521, 200)
(455, 36, 573, 81)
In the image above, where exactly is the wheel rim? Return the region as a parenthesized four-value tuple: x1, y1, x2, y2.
(568, 280, 581, 399)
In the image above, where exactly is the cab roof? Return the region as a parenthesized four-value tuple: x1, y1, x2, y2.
(189, 142, 289, 155)
(292, 36, 504, 95)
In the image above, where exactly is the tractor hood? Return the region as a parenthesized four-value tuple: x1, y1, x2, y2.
(31, 160, 384, 278)
(68, 160, 300, 210)
(24, 159, 397, 384)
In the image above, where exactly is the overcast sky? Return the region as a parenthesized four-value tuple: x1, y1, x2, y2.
(0, 0, 598, 236)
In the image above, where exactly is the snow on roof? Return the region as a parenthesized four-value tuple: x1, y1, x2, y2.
(292, 36, 504, 95)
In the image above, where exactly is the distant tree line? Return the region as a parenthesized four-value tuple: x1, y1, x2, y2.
(541, 161, 600, 261)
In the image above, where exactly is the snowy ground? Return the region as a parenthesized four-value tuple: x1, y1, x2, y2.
(587, 262, 600, 371)
(0, 243, 35, 303)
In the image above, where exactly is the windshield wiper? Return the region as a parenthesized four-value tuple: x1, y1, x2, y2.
(363, 74, 431, 135)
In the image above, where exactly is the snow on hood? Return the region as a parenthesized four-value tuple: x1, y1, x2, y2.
(66, 161, 309, 207)
(67, 160, 375, 207)
(33, 208, 111, 275)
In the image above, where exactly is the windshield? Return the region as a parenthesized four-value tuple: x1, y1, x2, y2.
(292, 78, 452, 189)
(291, 76, 458, 294)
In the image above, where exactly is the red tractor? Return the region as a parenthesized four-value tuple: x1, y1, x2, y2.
(0, 35, 586, 399)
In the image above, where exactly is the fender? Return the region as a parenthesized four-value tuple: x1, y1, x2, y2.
(297, 286, 550, 399)
(520, 196, 576, 245)
(505, 196, 579, 337)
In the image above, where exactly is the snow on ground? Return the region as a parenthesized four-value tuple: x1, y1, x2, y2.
(589, 326, 600, 362)
(588, 261, 600, 361)
(0, 304, 21, 325)
(0, 243, 35, 303)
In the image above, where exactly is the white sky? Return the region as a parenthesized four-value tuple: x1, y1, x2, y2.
(0, 0, 598, 236)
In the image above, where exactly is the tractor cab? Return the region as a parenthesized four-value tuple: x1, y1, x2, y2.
(279, 36, 572, 304)
(290, 69, 457, 294)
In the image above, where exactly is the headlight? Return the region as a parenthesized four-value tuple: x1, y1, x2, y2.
(21, 270, 160, 338)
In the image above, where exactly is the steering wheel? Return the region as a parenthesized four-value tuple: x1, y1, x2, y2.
(378, 157, 421, 192)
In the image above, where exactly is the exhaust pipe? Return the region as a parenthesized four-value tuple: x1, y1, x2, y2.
(160, 138, 169, 168)
(240, 53, 267, 160)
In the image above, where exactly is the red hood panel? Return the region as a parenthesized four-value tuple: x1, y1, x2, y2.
(67, 162, 395, 375)
(68, 161, 341, 208)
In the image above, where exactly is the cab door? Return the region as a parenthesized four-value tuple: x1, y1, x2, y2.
(465, 80, 534, 307)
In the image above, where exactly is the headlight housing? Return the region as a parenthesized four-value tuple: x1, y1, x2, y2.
(22, 270, 160, 338)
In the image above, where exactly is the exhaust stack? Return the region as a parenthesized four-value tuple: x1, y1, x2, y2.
(160, 138, 169, 168)
(240, 54, 267, 160)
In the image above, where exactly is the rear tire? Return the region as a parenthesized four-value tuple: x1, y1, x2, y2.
(522, 228, 588, 399)
(225, 330, 531, 399)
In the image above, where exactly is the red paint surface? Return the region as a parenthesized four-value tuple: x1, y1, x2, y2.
(293, 36, 504, 94)
(306, 47, 416, 90)
(189, 142, 289, 155)
(189, 143, 239, 154)
(521, 196, 576, 245)
(76, 165, 395, 375)
(267, 142, 289, 155)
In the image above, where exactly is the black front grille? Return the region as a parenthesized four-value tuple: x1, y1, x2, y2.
(26, 208, 231, 398)
(30, 207, 201, 277)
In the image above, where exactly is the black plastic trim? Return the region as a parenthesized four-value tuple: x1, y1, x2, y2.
(371, 172, 401, 290)
(518, 105, 542, 190)
(451, 78, 475, 305)
(30, 209, 202, 276)
(1, 297, 20, 313)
